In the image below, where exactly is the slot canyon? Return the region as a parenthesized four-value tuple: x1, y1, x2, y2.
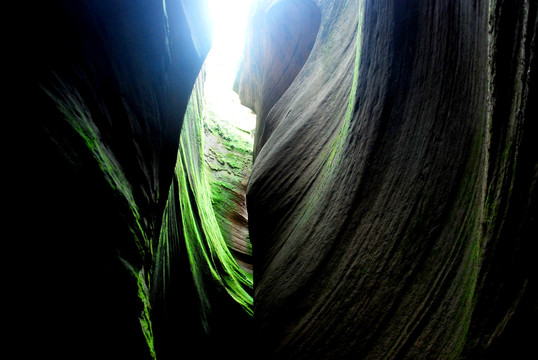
(9, 0, 537, 359)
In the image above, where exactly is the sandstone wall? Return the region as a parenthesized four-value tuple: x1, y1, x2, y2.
(237, 0, 537, 358)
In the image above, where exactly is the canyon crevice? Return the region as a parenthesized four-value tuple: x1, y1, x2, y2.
(9, 0, 536, 359)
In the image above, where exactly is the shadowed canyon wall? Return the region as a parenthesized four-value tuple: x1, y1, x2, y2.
(9, 0, 251, 358)
(237, 0, 537, 359)
(9, 0, 536, 359)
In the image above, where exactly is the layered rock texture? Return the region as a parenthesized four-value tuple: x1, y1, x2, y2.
(203, 65, 256, 272)
(237, 0, 537, 359)
(203, 111, 253, 270)
(11, 0, 537, 359)
(235, 0, 321, 156)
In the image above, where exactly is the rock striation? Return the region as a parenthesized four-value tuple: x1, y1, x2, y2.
(151, 72, 253, 358)
(236, 0, 537, 359)
(235, 0, 321, 157)
(203, 114, 254, 271)
(203, 67, 256, 272)
(10, 0, 536, 359)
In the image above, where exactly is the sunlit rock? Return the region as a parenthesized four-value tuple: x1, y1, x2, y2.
(235, 0, 321, 157)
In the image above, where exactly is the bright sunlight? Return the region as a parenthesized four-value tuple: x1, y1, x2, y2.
(205, 0, 256, 133)
(206, 0, 253, 85)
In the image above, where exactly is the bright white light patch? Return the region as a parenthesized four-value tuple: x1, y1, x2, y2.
(206, 0, 253, 85)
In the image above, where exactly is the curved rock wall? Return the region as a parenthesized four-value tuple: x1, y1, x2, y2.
(151, 73, 253, 358)
(239, 0, 537, 359)
(464, 1, 537, 357)
(203, 109, 254, 271)
(10, 0, 213, 358)
(235, 0, 321, 157)
(10, 0, 536, 358)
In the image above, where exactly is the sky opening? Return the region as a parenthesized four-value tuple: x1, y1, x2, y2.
(206, 0, 253, 86)
(205, 0, 256, 133)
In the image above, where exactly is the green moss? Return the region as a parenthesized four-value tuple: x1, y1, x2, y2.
(43, 82, 151, 260)
(201, 97, 253, 254)
(207, 161, 223, 172)
(44, 79, 157, 355)
(135, 269, 156, 360)
(295, 2, 365, 227)
(158, 79, 253, 319)
(204, 109, 253, 156)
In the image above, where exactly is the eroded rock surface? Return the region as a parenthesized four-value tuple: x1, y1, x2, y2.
(151, 73, 253, 359)
(237, 0, 537, 359)
(10, 0, 536, 358)
(203, 65, 256, 272)
(235, 0, 321, 157)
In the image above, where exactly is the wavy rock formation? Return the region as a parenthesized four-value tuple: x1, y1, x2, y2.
(235, 0, 321, 157)
(203, 117, 253, 271)
(10, 0, 536, 359)
(237, 0, 537, 359)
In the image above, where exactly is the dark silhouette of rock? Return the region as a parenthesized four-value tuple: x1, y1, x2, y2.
(10, 0, 212, 358)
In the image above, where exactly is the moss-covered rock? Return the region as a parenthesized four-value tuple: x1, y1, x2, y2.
(151, 71, 254, 358)
(202, 82, 255, 272)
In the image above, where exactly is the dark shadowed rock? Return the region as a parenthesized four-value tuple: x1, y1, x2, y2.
(10, 0, 211, 358)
